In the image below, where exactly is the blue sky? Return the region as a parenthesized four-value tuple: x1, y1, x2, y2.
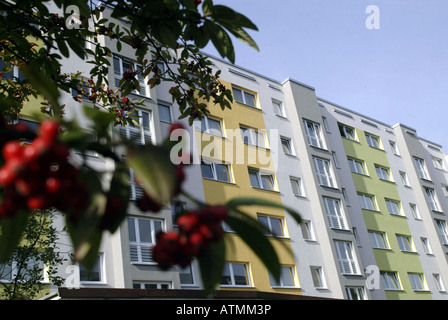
(204, 0, 448, 149)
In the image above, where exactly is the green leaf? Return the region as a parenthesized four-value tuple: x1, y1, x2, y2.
(211, 5, 258, 30)
(56, 39, 70, 58)
(226, 212, 281, 282)
(219, 24, 259, 52)
(198, 239, 226, 296)
(226, 197, 302, 225)
(126, 144, 177, 205)
(0, 211, 30, 263)
(205, 20, 235, 63)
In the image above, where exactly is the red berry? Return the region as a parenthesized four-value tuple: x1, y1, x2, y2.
(177, 213, 200, 234)
(2, 141, 23, 160)
(45, 177, 62, 194)
(39, 120, 60, 141)
(27, 195, 50, 210)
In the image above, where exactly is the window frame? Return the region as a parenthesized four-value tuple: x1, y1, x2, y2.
(385, 199, 403, 216)
(157, 103, 172, 123)
(323, 197, 348, 230)
(272, 99, 286, 118)
(290, 177, 305, 197)
(248, 168, 276, 191)
(369, 231, 389, 250)
(240, 125, 266, 148)
(338, 124, 357, 141)
(269, 265, 297, 288)
(396, 235, 416, 253)
(365, 133, 381, 149)
(119, 109, 152, 146)
(303, 119, 326, 149)
(346, 287, 366, 300)
(127, 217, 164, 265)
(375, 165, 391, 181)
(358, 193, 377, 211)
(79, 254, 105, 284)
(195, 116, 223, 136)
(313, 157, 337, 188)
(424, 187, 441, 212)
(408, 273, 428, 291)
(381, 271, 401, 291)
(348, 158, 367, 175)
(435, 219, 448, 245)
(334, 240, 360, 275)
(310, 266, 327, 289)
(414, 157, 431, 180)
(232, 87, 257, 108)
(280, 136, 295, 156)
(257, 214, 286, 237)
(220, 262, 251, 287)
(200, 159, 232, 183)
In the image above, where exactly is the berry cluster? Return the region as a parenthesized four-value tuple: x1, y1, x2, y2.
(152, 205, 228, 269)
(0, 120, 89, 219)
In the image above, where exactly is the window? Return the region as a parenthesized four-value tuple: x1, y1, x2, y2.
(375, 165, 391, 181)
(113, 56, 149, 97)
(248, 169, 275, 191)
(158, 103, 172, 123)
(310, 266, 326, 289)
(396, 235, 415, 252)
(200, 159, 231, 183)
(348, 158, 366, 175)
(334, 240, 359, 275)
(290, 177, 305, 197)
(303, 120, 325, 149)
(269, 266, 297, 288)
(385, 199, 403, 216)
(358, 193, 377, 211)
(133, 282, 171, 289)
(232, 87, 256, 108)
(433, 274, 446, 292)
(442, 184, 448, 197)
(399, 171, 410, 187)
(414, 157, 430, 180)
(432, 157, 445, 170)
(435, 219, 448, 245)
(369, 231, 389, 249)
(424, 187, 441, 212)
(0, 259, 48, 283)
(257, 214, 285, 237)
(408, 273, 427, 291)
(301, 220, 315, 241)
(313, 157, 336, 188)
(421, 237, 433, 255)
(346, 287, 365, 300)
(381, 271, 401, 290)
(119, 109, 152, 145)
(341, 188, 350, 206)
(221, 263, 251, 287)
(179, 264, 195, 286)
(272, 99, 286, 117)
(280, 137, 294, 156)
(80, 254, 104, 283)
(196, 116, 223, 136)
(389, 141, 400, 155)
(410, 203, 421, 220)
(365, 133, 381, 149)
(338, 124, 356, 141)
(323, 197, 347, 230)
(128, 217, 163, 264)
(240, 126, 265, 148)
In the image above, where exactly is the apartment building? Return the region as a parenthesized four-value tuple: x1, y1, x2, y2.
(5, 3, 448, 300)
